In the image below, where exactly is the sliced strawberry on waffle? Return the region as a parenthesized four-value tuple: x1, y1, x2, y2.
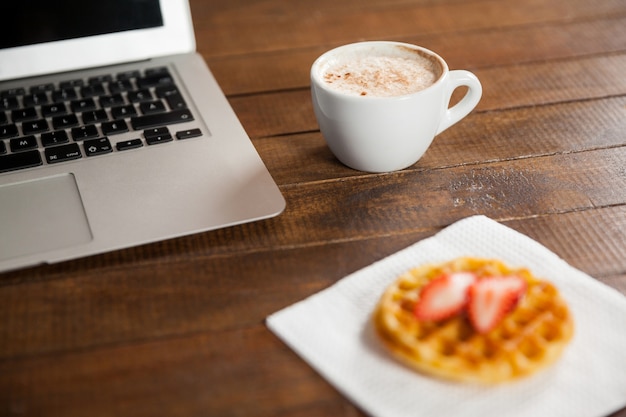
(468, 275, 527, 334)
(414, 272, 477, 321)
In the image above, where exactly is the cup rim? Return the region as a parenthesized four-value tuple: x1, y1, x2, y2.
(310, 41, 449, 100)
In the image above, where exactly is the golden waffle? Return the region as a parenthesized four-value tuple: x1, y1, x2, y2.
(373, 257, 574, 383)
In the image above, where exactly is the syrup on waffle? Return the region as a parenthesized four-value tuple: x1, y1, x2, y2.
(373, 257, 574, 383)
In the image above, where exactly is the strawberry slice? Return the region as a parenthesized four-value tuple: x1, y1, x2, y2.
(414, 272, 477, 321)
(467, 275, 527, 334)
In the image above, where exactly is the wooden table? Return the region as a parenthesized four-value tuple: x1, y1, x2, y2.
(2, 0, 626, 415)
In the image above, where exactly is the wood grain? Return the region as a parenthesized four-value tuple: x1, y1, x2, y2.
(192, 0, 626, 57)
(208, 15, 626, 95)
(224, 53, 626, 140)
(2, 208, 626, 417)
(252, 96, 626, 185)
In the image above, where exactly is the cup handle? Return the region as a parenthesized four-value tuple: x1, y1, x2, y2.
(436, 70, 482, 135)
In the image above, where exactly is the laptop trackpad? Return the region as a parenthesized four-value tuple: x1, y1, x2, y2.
(0, 174, 92, 261)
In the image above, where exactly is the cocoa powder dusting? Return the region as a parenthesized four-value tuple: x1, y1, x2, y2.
(322, 52, 441, 97)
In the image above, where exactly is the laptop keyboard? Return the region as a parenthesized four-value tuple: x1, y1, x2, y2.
(0, 67, 203, 174)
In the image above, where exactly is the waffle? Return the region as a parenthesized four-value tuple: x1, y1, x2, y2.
(373, 257, 574, 383)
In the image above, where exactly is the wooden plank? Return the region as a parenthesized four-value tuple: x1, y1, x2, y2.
(191, 0, 626, 57)
(208, 15, 626, 96)
(191, 0, 463, 14)
(407, 14, 626, 70)
(253, 147, 626, 245)
(4, 317, 626, 417)
(3, 306, 626, 417)
(477, 53, 626, 110)
(0, 326, 344, 417)
(227, 53, 626, 138)
(504, 210, 626, 281)
(253, 96, 626, 185)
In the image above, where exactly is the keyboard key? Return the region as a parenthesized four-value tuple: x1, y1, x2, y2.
(88, 75, 113, 85)
(139, 100, 166, 114)
(71, 98, 97, 112)
(52, 114, 79, 129)
(111, 105, 137, 119)
(71, 124, 99, 140)
(0, 141, 5, 154)
(155, 85, 187, 110)
(131, 109, 194, 130)
(127, 89, 153, 103)
(137, 71, 173, 88)
(81, 109, 108, 124)
(0, 112, 7, 125)
(108, 79, 133, 94)
(145, 67, 169, 76)
(101, 120, 128, 136)
(144, 126, 170, 138)
(23, 92, 50, 107)
(165, 94, 187, 110)
(45, 143, 82, 163)
(1, 97, 19, 111)
(11, 107, 38, 122)
(52, 88, 78, 102)
(42, 103, 68, 118)
(116, 138, 143, 151)
(176, 128, 202, 140)
(99, 94, 125, 108)
(80, 84, 106, 98)
(0, 150, 42, 173)
(84, 137, 113, 156)
(0, 124, 18, 139)
(31, 83, 54, 93)
(59, 79, 84, 89)
(146, 134, 173, 146)
(155, 85, 179, 98)
(41, 130, 70, 147)
(10, 135, 38, 152)
(22, 119, 49, 135)
(116, 70, 140, 81)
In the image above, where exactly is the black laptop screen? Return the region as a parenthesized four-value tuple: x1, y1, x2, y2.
(0, 0, 163, 49)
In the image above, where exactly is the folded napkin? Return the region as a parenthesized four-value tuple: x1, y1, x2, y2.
(267, 215, 626, 417)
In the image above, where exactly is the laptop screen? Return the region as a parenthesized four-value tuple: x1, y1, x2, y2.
(1, 0, 163, 49)
(0, 0, 194, 81)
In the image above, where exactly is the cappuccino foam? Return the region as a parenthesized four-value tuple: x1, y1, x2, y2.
(322, 48, 441, 97)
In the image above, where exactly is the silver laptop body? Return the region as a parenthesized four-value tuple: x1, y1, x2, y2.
(0, 0, 285, 272)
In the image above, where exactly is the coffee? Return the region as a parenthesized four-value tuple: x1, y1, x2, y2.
(321, 46, 442, 97)
(311, 42, 482, 172)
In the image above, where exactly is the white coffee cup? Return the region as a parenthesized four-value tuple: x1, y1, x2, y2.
(310, 41, 482, 172)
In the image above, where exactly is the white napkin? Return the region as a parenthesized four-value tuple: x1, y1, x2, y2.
(267, 215, 626, 417)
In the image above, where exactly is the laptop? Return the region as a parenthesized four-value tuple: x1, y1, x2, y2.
(0, 0, 286, 272)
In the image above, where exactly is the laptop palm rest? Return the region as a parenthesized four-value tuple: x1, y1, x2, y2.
(0, 174, 92, 261)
